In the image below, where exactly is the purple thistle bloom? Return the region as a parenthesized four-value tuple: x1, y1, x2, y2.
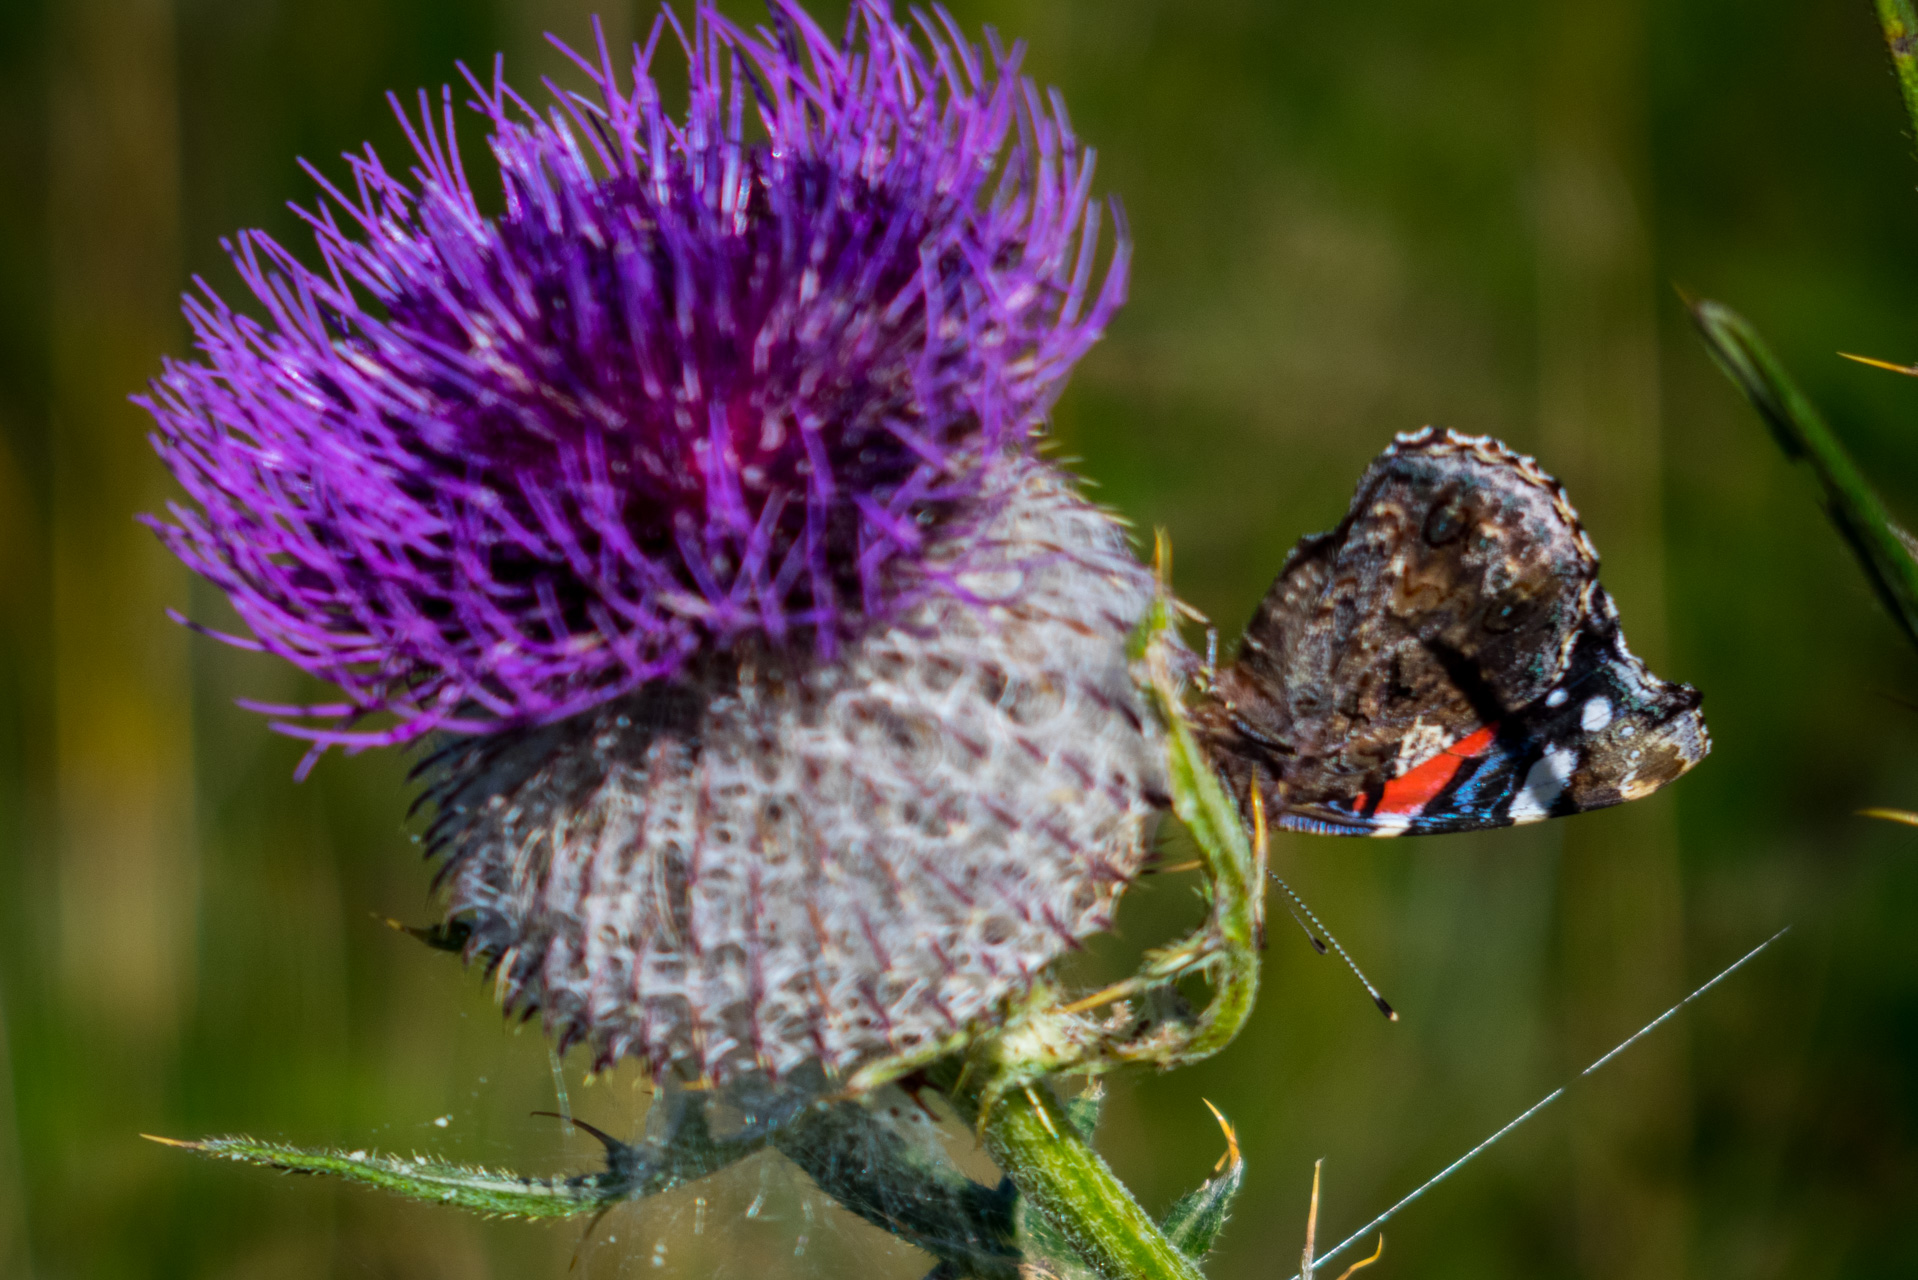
(141, 0, 1126, 750)
(140, 0, 1160, 1088)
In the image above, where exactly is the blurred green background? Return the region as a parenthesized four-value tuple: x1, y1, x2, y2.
(4, 0, 1918, 1276)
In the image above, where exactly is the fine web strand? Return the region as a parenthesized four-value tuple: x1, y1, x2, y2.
(572, 1085, 981, 1278)
(1287, 925, 1790, 1280)
(550, 1047, 575, 1132)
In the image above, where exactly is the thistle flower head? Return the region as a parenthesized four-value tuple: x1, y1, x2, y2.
(142, 0, 1126, 747)
(426, 458, 1170, 1083)
(142, 0, 1162, 1090)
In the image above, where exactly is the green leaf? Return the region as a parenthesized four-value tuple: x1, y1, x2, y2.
(154, 1093, 1031, 1279)
(1158, 1101, 1243, 1261)
(1065, 1080, 1106, 1141)
(145, 1089, 772, 1218)
(144, 1134, 625, 1218)
(1689, 298, 1918, 649)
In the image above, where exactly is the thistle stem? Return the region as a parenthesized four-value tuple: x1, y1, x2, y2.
(1877, 0, 1918, 144)
(931, 1063, 1205, 1280)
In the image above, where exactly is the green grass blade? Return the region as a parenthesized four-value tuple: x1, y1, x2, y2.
(1690, 298, 1918, 647)
(1877, 0, 1918, 146)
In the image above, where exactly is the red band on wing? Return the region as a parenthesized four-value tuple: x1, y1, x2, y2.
(1374, 723, 1499, 817)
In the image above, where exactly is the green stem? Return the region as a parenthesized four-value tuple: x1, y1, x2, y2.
(1876, 0, 1918, 144)
(1154, 661, 1262, 1064)
(930, 1062, 1206, 1280)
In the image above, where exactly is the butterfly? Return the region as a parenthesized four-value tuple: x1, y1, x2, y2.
(1194, 427, 1709, 836)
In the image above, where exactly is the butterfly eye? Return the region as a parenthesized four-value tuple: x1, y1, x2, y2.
(1482, 591, 1537, 634)
(1423, 492, 1469, 546)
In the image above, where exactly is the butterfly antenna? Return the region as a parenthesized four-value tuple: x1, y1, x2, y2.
(1271, 876, 1329, 953)
(1284, 926, 1790, 1280)
(549, 1047, 574, 1132)
(1269, 871, 1397, 1021)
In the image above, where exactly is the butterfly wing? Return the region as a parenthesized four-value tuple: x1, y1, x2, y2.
(1198, 428, 1708, 836)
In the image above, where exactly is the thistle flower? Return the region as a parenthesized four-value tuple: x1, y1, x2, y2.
(142, 0, 1126, 749)
(143, 2, 1166, 1085)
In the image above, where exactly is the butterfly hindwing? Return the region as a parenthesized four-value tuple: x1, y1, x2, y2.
(1198, 428, 1708, 837)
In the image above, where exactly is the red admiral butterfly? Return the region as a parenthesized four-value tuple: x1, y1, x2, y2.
(1195, 427, 1708, 836)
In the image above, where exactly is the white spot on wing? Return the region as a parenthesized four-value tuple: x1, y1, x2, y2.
(1395, 722, 1452, 772)
(1546, 688, 1568, 708)
(1509, 747, 1576, 823)
(1580, 696, 1613, 733)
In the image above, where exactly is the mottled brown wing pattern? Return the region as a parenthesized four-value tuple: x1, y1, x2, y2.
(1196, 428, 1708, 836)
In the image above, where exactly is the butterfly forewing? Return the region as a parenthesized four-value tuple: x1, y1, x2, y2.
(1197, 428, 1708, 837)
